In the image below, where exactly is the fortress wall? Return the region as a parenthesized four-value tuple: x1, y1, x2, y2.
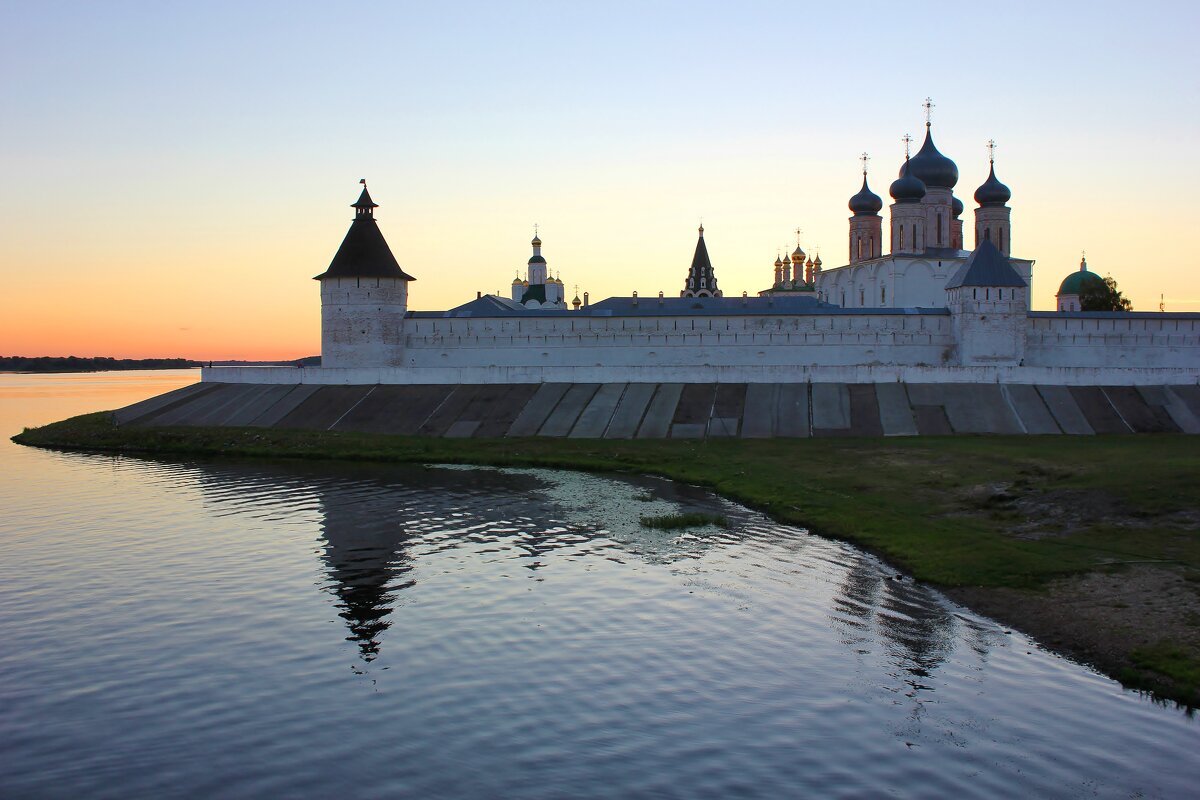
(400, 312, 957, 370)
(1025, 316, 1200, 369)
(203, 364, 1199, 386)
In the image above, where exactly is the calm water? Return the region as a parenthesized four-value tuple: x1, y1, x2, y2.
(1, 371, 1197, 798)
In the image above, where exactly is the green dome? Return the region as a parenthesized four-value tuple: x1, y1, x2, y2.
(1058, 269, 1105, 295)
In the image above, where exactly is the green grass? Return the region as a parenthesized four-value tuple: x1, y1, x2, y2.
(12, 412, 1200, 706)
(640, 512, 729, 530)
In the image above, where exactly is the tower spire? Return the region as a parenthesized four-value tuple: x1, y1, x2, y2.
(352, 178, 378, 219)
(902, 134, 913, 159)
(986, 138, 997, 164)
(860, 151, 870, 176)
(923, 96, 935, 128)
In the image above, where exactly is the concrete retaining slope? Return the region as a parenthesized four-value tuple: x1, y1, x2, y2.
(114, 383, 1200, 438)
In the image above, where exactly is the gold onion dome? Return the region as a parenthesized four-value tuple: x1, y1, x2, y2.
(792, 247, 804, 262)
(531, 234, 542, 246)
(814, 254, 822, 266)
(512, 275, 523, 285)
(774, 255, 783, 267)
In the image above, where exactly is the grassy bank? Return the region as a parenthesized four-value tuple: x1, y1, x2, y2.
(14, 412, 1200, 706)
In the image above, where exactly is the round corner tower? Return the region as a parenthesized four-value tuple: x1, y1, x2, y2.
(313, 182, 416, 369)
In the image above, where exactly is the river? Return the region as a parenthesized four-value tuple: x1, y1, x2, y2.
(1, 370, 1197, 798)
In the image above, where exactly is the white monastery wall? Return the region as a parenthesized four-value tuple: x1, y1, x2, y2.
(400, 312, 956, 369)
(1025, 315, 1200, 369)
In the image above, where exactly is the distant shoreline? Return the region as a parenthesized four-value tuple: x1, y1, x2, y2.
(2, 356, 318, 373)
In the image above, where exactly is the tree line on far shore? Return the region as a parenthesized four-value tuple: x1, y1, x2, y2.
(1, 356, 201, 372)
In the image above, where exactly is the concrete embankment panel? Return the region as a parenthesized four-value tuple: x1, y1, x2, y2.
(1036, 386, 1093, 435)
(277, 386, 374, 431)
(116, 382, 217, 425)
(775, 384, 810, 437)
(875, 383, 918, 436)
(1152, 386, 1200, 433)
(248, 385, 322, 427)
(118, 381, 1199, 439)
(604, 383, 656, 439)
(571, 384, 627, 438)
(1001, 385, 1060, 434)
(507, 383, 570, 437)
(539, 384, 599, 437)
(637, 384, 683, 438)
(1103, 387, 1178, 433)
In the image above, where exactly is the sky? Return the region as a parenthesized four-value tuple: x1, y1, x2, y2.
(2, 0, 1198, 360)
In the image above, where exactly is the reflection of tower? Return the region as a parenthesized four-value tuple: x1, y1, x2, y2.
(317, 494, 415, 661)
(832, 552, 955, 684)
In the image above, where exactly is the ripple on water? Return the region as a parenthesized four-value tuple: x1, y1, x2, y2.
(1, 380, 1198, 797)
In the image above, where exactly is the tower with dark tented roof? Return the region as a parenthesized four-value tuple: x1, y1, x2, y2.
(681, 225, 722, 298)
(315, 182, 415, 368)
(945, 239, 1029, 364)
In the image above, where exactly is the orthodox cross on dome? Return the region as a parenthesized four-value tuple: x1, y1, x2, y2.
(533, 222, 539, 236)
(902, 134, 913, 158)
(922, 97, 935, 127)
(795, 227, 803, 245)
(986, 139, 997, 164)
(859, 152, 869, 176)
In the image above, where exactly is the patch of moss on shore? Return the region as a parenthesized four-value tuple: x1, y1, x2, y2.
(13, 412, 1200, 707)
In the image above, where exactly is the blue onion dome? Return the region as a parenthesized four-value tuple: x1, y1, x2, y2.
(848, 176, 883, 215)
(906, 126, 959, 189)
(974, 163, 1011, 206)
(890, 161, 927, 203)
(952, 196, 964, 217)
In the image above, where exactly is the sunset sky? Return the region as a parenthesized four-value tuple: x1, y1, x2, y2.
(3, 1, 1198, 360)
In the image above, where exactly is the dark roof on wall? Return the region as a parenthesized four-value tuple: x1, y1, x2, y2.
(945, 240, 1027, 289)
(409, 293, 950, 318)
(314, 216, 416, 281)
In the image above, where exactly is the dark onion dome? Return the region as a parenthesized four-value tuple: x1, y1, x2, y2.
(889, 162, 927, 203)
(528, 254, 546, 264)
(974, 163, 1012, 206)
(906, 126, 959, 189)
(952, 196, 964, 217)
(848, 175, 883, 215)
(1058, 266, 1106, 295)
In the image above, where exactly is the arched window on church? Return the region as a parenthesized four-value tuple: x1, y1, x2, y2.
(859, 288, 865, 306)
(984, 227, 991, 242)
(881, 285, 886, 305)
(841, 290, 846, 306)
(937, 214, 943, 245)
(857, 236, 863, 259)
(898, 227, 904, 250)
(912, 224, 917, 249)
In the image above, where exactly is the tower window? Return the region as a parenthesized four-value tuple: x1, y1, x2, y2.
(999, 229, 1004, 252)
(898, 227, 904, 249)
(881, 286, 886, 304)
(937, 214, 943, 245)
(985, 227, 991, 242)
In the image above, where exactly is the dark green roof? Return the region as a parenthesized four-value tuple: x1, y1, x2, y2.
(520, 284, 547, 304)
(1058, 269, 1106, 295)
